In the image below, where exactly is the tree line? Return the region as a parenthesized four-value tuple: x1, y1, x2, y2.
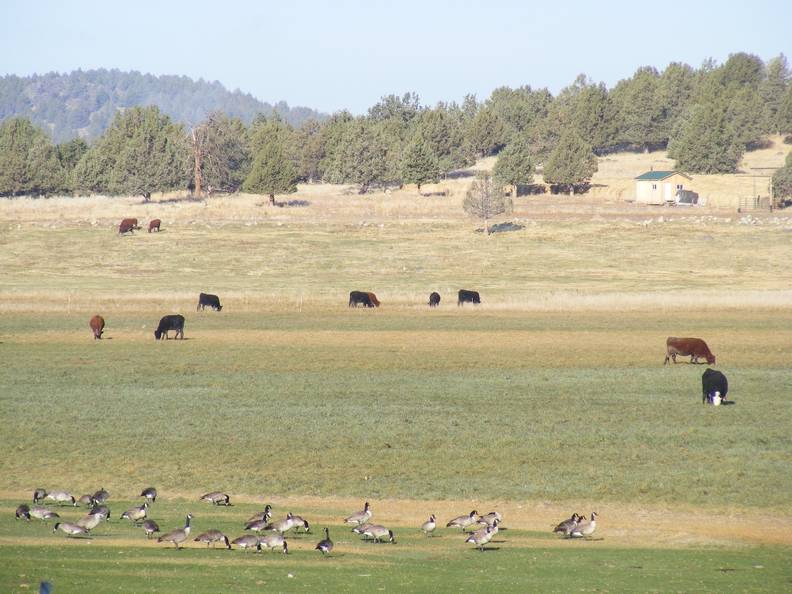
(2, 52, 792, 200)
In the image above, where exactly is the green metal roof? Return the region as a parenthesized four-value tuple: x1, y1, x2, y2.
(634, 171, 678, 181)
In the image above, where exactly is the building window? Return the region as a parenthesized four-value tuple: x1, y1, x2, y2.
(652, 184, 657, 190)
(676, 184, 683, 190)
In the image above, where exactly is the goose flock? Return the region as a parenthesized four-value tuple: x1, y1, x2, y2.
(15, 488, 601, 555)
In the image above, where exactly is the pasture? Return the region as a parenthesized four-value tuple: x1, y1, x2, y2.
(1, 183, 791, 592)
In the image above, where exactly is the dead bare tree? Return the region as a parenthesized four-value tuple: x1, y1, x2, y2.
(462, 174, 512, 234)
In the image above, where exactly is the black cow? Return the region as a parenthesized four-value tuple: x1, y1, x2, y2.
(349, 291, 377, 308)
(154, 315, 185, 340)
(702, 368, 728, 404)
(197, 293, 222, 311)
(428, 292, 441, 307)
(457, 289, 481, 306)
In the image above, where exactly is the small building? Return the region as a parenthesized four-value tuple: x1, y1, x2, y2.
(634, 171, 692, 205)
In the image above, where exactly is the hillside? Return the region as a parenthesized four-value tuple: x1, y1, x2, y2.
(0, 69, 325, 142)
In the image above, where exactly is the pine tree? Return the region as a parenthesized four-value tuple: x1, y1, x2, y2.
(772, 152, 792, 200)
(778, 85, 792, 136)
(400, 137, 440, 191)
(492, 135, 534, 196)
(668, 104, 742, 173)
(465, 107, 507, 157)
(0, 117, 64, 196)
(326, 118, 388, 193)
(243, 136, 298, 205)
(542, 131, 598, 193)
(192, 112, 250, 194)
(462, 174, 511, 234)
(759, 54, 790, 134)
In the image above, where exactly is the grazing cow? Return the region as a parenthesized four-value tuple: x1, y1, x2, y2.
(118, 218, 140, 234)
(197, 293, 222, 311)
(429, 292, 441, 307)
(664, 337, 716, 365)
(148, 219, 161, 233)
(154, 315, 185, 340)
(457, 289, 481, 306)
(349, 291, 379, 308)
(702, 368, 728, 404)
(89, 315, 105, 340)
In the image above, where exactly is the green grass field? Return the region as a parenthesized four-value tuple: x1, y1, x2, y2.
(1, 211, 791, 592)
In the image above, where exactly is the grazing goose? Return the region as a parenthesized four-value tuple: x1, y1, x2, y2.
(120, 503, 148, 524)
(446, 510, 478, 531)
(246, 505, 272, 525)
(89, 504, 110, 521)
(77, 494, 94, 507)
(569, 512, 597, 538)
(33, 488, 47, 504)
(289, 515, 311, 533)
(465, 524, 495, 551)
(53, 522, 89, 537)
(352, 522, 375, 540)
(140, 487, 157, 503)
(194, 530, 231, 549)
(315, 527, 333, 555)
(231, 535, 261, 552)
(158, 513, 193, 549)
(244, 518, 272, 533)
(142, 519, 160, 539)
(344, 501, 372, 526)
(30, 506, 59, 522)
(200, 492, 231, 506)
(477, 511, 503, 528)
(553, 513, 580, 536)
(76, 513, 104, 531)
(45, 490, 76, 506)
(362, 524, 395, 544)
(259, 533, 289, 554)
(16, 504, 31, 520)
(92, 488, 110, 504)
(264, 513, 296, 534)
(421, 514, 437, 536)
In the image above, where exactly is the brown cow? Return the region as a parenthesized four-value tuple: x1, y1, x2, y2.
(89, 315, 105, 340)
(664, 337, 715, 365)
(366, 292, 381, 307)
(148, 219, 161, 233)
(118, 218, 140, 234)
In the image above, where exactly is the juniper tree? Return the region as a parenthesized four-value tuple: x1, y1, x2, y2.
(492, 135, 534, 196)
(243, 135, 297, 205)
(400, 137, 440, 191)
(542, 131, 598, 193)
(0, 117, 64, 196)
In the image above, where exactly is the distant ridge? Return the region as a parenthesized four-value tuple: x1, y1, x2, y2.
(0, 69, 326, 142)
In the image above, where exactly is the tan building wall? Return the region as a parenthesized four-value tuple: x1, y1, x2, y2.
(635, 173, 691, 205)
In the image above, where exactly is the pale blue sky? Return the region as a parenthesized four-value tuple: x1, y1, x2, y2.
(2, 0, 790, 113)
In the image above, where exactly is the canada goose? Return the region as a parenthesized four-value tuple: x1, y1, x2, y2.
(344, 501, 372, 525)
(45, 490, 77, 506)
(33, 488, 47, 504)
(92, 488, 109, 504)
(421, 514, 437, 536)
(569, 512, 597, 538)
(200, 491, 230, 506)
(363, 524, 395, 544)
(16, 504, 31, 520)
(89, 504, 110, 521)
(140, 487, 157, 503)
(246, 504, 272, 525)
(259, 532, 289, 553)
(158, 513, 193, 549)
(53, 522, 89, 537)
(553, 513, 580, 536)
(477, 511, 503, 527)
(77, 494, 94, 507)
(446, 510, 478, 531)
(465, 524, 495, 551)
(120, 502, 148, 524)
(194, 530, 231, 549)
(76, 512, 104, 531)
(264, 513, 295, 534)
(289, 515, 311, 533)
(352, 522, 375, 540)
(244, 519, 270, 532)
(30, 506, 59, 522)
(231, 534, 261, 552)
(315, 527, 333, 555)
(142, 519, 160, 538)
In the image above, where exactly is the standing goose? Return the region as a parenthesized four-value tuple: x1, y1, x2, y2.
(363, 524, 395, 544)
(264, 513, 296, 534)
(16, 504, 31, 520)
(194, 530, 231, 549)
(45, 491, 77, 506)
(231, 534, 261, 552)
(200, 491, 231, 506)
(246, 505, 272, 525)
(553, 513, 580, 537)
(344, 501, 372, 526)
(446, 510, 479, 531)
(421, 514, 437, 536)
(477, 511, 503, 528)
(142, 519, 160, 539)
(259, 532, 289, 553)
(120, 502, 149, 524)
(30, 506, 59, 522)
(140, 487, 157, 503)
(465, 524, 495, 551)
(569, 512, 598, 538)
(157, 513, 193, 549)
(76, 512, 104, 531)
(92, 488, 110, 504)
(315, 527, 333, 555)
(33, 488, 47, 504)
(53, 522, 89, 537)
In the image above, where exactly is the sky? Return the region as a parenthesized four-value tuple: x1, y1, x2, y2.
(2, 0, 791, 114)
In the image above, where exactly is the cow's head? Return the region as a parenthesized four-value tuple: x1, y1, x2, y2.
(154, 329, 162, 340)
(215, 304, 223, 311)
(707, 354, 716, 364)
